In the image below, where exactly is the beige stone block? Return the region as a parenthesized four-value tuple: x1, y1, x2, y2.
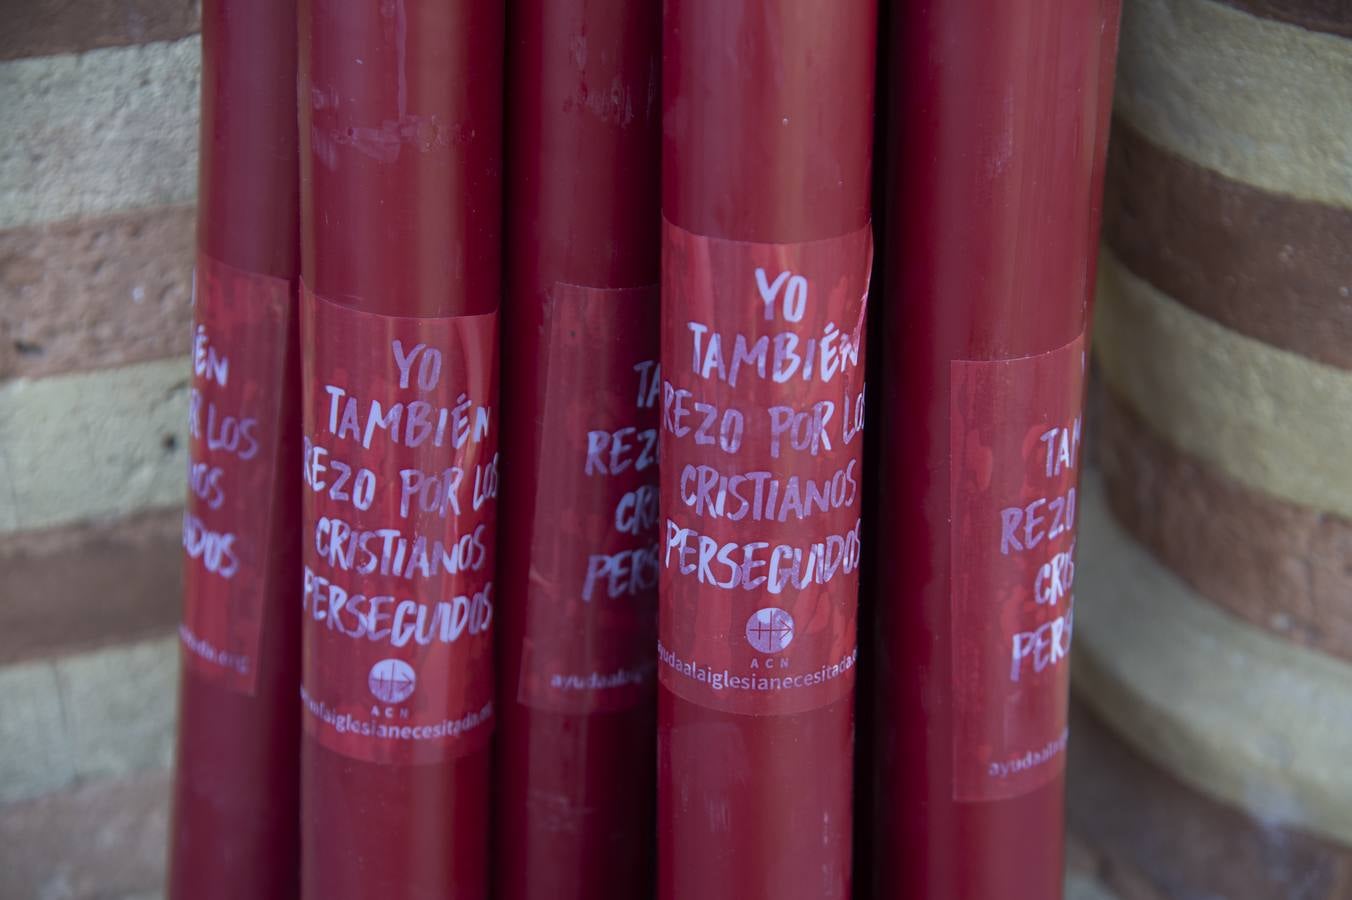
(0, 635, 177, 805)
(0, 37, 200, 230)
(0, 659, 77, 802)
(1115, 0, 1352, 209)
(0, 357, 190, 534)
(55, 638, 178, 788)
(1094, 249, 1352, 520)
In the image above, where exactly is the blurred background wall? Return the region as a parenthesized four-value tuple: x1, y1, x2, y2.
(1069, 1, 1352, 898)
(0, 4, 200, 896)
(0, 0, 1348, 898)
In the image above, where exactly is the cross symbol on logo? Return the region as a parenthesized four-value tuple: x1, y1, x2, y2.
(745, 607, 795, 654)
(368, 658, 417, 704)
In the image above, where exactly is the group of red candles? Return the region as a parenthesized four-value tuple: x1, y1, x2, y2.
(169, 1, 1121, 899)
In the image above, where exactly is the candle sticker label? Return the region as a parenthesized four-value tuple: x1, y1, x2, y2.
(659, 220, 871, 716)
(950, 332, 1086, 801)
(300, 288, 497, 764)
(519, 284, 661, 714)
(180, 254, 292, 695)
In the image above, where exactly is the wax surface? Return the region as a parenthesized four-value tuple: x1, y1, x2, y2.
(298, 2, 503, 897)
(866, 2, 1122, 898)
(168, 1, 302, 896)
(658, 4, 877, 899)
(496, 2, 662, 899)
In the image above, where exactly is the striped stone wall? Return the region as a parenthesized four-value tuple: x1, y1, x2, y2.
(0, 4, 200, 896)
(1076, 0, 1352, 895)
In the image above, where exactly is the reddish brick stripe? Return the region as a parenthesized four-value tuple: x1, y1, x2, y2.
(0, 769, 169, 897)
(0, 0, 199, 61)
(0, 204, 194, 380)
(1067, 702, 1352, 898)
(1213, 0, 1352, 38)
(0, 506, 181, 667)
(1103, 119, 1352, 371)
(1099, 387, 1352, 664)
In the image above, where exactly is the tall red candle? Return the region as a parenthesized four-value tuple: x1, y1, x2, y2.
(168, 1, 301, 896)
(867, 2, 1121, 899)
(658, 4, 877, 899)
(496, 2, 661, 899)
(1085, 3, 1125, 324)
(297, 2, 503, 898)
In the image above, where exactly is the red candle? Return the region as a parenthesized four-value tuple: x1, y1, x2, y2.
(1085, 2, 1125, 325)
(866, 2, 1121, 898)
(168, 1, 301, 896)
(496, 2, 661, 899)
(658, 4, 877, 899)
(297, 2, 503, 897)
